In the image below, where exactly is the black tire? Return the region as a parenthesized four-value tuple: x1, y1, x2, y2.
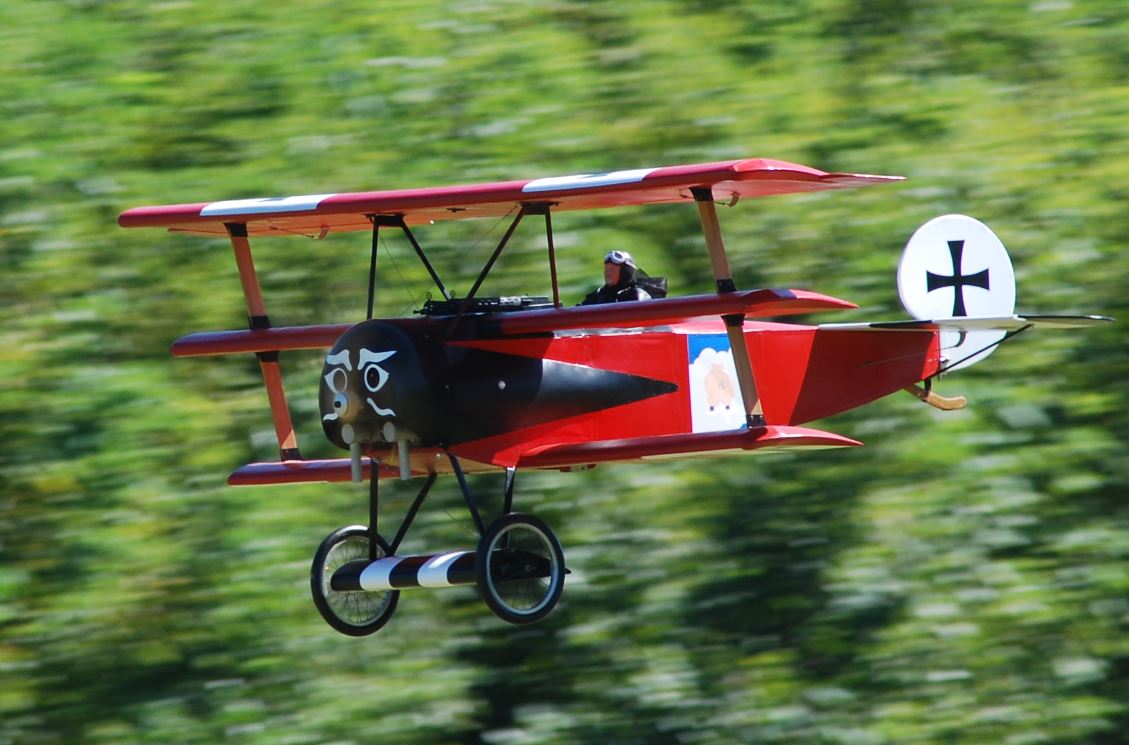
(476, 513, 565, 625)
(311, 525, 399, 636)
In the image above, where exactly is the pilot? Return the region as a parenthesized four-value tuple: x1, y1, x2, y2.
(580, 250, 652, 305)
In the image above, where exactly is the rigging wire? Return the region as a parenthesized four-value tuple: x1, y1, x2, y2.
(372, 206, 521, 316)
(441, 508, 478, 538)
(457, 205, 520, 267)
(377, 232, 422, 315)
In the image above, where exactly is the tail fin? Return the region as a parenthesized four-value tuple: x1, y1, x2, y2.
(897, 214, 1017, 371)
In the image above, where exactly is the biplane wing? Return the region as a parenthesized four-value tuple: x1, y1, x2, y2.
(226, 425, 861, 486)
(169, 289, 858, 358)
(493, 289, 856, 335)
(118, 158, 901, 237)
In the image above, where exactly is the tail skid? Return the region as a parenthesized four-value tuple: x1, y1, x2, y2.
(902, 382, 967, 411)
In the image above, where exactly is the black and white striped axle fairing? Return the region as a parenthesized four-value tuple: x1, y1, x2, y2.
(331, 551, 477, 592)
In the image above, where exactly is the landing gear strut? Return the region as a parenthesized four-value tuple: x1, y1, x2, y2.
(310, 456, 566, 636)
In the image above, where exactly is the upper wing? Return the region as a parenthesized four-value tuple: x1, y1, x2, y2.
(118, 157, 902, 237)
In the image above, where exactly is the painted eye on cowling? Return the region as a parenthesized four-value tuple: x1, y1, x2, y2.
(363, 364, 389, 393)
(357, 348, 398, 417)
(324, 367, 348, 393)
(358, 349, 396, 394)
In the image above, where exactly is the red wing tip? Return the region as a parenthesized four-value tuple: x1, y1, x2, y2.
(765, 426, 862, 448)
(731, 158, 820, 174)
(828, 172, 906, 181)
(779, 289, 859, 310)
(728, 159, 904, 184)
(119, 204, 208, 228)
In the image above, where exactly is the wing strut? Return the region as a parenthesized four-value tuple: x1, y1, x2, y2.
(225, 222, 302, 460)
(371, 215, 452, 301)
(537, 204, 562, 308)
(447, 205, 531, 335)
(465, 207, 526, 302)
(366, 217, 379, 319)
(691, 187, 765, 427)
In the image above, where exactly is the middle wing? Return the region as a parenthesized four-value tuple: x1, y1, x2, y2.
(169, 289, 857, 358)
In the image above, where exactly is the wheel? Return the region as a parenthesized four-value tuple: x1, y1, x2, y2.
(476, 513, 565, 625)
(311, 525, 399, 636)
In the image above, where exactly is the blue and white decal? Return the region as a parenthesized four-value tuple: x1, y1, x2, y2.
(200, 193, 337, 216)
(522, 168, 656, 193)
(687, 335, 746, 433)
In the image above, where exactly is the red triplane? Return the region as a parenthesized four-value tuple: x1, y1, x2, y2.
(119, 157, 1110, 635)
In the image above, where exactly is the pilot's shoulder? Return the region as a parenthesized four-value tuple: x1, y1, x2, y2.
(578, 288, 603, 306)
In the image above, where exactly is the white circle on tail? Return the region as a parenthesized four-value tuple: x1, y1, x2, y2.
(898, 214, 1017, 371)
(898, 214, 1015, 320)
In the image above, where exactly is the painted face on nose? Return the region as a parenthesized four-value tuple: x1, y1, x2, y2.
(321, 348, 398, 427)
(319, 320, 435, 451)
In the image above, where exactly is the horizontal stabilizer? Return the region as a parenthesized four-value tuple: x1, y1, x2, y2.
(516, 425, 861, 470)
(497, 289, 856, 335)
(821, 314, 1113, 333)
(172, 323, 351, 357)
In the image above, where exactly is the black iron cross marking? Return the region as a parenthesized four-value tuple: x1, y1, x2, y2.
(926, 240, 990, 317)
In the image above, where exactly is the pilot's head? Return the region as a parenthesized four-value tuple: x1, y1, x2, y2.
(604, 250, 636, 287)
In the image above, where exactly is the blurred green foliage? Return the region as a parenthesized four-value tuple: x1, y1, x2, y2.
(2, 1, 1127, 743)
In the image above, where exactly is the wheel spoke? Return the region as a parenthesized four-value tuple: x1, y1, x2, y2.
(477, 514, 564, 625)
(312, 526, 399, 636)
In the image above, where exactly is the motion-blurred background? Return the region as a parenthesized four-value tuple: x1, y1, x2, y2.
(3, 1, 1127, 743)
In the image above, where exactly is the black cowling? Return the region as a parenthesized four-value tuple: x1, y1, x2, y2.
(319, 321, 437, 450)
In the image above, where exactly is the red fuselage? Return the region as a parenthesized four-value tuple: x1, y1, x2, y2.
(318, 316, 942, 471)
